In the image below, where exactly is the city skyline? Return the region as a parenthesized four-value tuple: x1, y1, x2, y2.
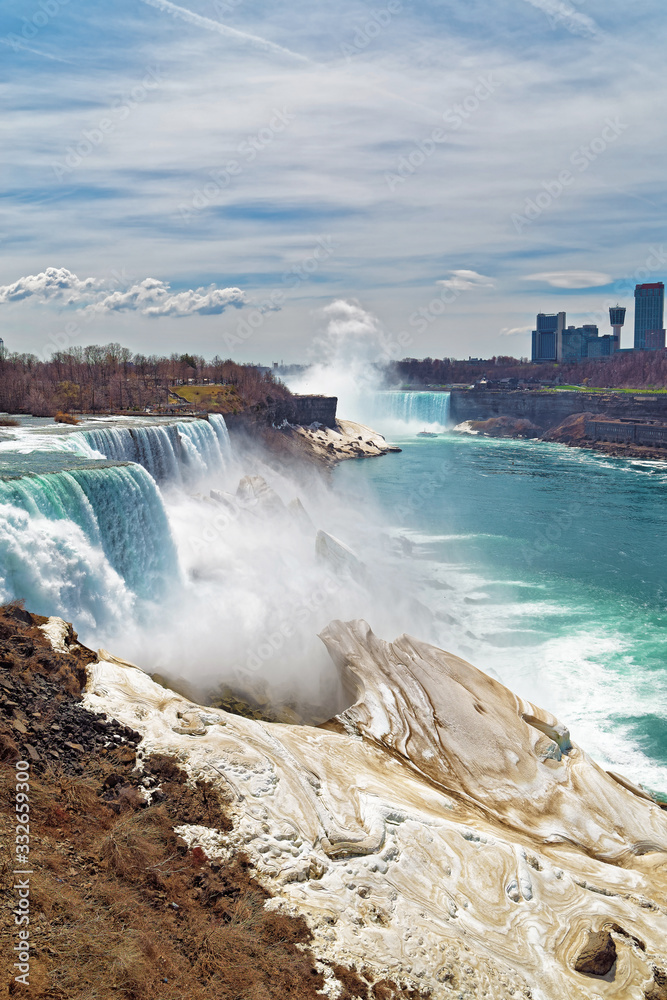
(531, 281, 666, 362)
(1, 1, 666, 362)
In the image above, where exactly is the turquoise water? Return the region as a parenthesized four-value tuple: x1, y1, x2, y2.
(335, 416, 667, 795)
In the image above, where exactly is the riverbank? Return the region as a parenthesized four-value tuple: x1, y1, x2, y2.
(456, 415, 667, 460)
(450, 390, 667, 460)
(450, 387, 667, 424)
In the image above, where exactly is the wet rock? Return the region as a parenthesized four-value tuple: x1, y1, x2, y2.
(236, 475, 286, 516)
(574, 929, 616, 977)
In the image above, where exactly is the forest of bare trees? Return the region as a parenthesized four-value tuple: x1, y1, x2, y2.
(0, 343, 292, 416)
(389, 351, 667, 389)
(4, 340, 667, 418)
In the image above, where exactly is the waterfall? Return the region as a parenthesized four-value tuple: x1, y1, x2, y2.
(0, 413, 235, 641)
(0, 464, 179, 628)
(360, 391, 451, 430)
(69, 416, 232, 485)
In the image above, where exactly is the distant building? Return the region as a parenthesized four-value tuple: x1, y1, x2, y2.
(561, 324, 605, 361)
(531, 312, 566, 361)
(586, 333, 616, 357)
(609, 305, 626, 351)
(0, 337, 4, 358)
(645, 329, 666, 351)
(634, 282, 665, 350)
(532, 312, 623, 363)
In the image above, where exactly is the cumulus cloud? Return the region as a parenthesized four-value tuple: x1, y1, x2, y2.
(0, 268, 102, 304)
(437, 270, 495, 292)
(0, 267, 246, 317)
(523, 270, 612, 289)
(88, 279, 246, 316)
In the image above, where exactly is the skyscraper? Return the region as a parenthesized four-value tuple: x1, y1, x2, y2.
(634, 283, 664, 350)
(531, 312, 566, 362)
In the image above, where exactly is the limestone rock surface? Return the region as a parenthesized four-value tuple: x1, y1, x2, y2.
(82, 620, 667, 1000)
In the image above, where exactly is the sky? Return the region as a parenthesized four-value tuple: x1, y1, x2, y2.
(1, 0, 666, 363)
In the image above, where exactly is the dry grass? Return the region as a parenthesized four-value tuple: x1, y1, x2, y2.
(0, 749, 326, 999)
(53, 412, 79, 425)
(171, 384, 240, 410)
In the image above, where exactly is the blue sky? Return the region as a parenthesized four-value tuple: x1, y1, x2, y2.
(1, 0, 666, 362)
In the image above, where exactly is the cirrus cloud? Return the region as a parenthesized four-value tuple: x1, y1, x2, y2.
(520, 0, 600, 39)
(0, 267, 247, 317)
(523, 270, 612, 289)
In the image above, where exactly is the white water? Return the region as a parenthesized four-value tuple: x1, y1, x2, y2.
(0, 412, 431, 715)
(2, 394, 665, 792)
(355, 390, 451, 435)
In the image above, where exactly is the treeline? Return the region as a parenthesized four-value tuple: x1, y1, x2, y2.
(0, 344, 291, 416)
(388, 352, 667, 389)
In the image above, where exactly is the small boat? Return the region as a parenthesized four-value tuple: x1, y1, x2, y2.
(417, 430, 438, 437)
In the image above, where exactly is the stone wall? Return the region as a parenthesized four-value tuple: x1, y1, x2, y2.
(450, 389, 667, 430)
(226, 395, 338, 430)
(289, 395, 338, 428)
(586, 419, 667, 445)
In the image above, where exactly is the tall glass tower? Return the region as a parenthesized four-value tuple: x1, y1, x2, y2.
(634, 283, 664, 350)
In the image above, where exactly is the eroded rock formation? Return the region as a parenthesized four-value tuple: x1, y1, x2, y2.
(79, 619, 667, 1000)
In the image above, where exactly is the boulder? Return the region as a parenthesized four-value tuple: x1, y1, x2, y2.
(574, 929, 616, 977)
(236, 475, 286, 516)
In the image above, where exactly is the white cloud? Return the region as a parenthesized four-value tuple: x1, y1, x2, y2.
(523, 270, 612, 289)
(0, 37, 72, 64)
(0, 268, 102, 304)
(520, 0, 600, 39)
(139, 0, 310, 63)
(437, 270, 495, 292)
(0, 268, 246, 317)
(2, 0, 665, 360)
(500, 324, 532, 336)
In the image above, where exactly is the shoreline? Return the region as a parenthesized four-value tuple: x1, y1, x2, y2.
(454, 413, 667, 463)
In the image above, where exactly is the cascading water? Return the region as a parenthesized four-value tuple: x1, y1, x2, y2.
(0, 414, 235, 643)
(0, 462, 179, 631)
(358, 391, 451, 432)
(73, 416, 232, 485)
(0, 415, 233, 486)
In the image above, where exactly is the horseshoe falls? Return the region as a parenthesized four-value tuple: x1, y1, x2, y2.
(357, 390, 451, 433)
